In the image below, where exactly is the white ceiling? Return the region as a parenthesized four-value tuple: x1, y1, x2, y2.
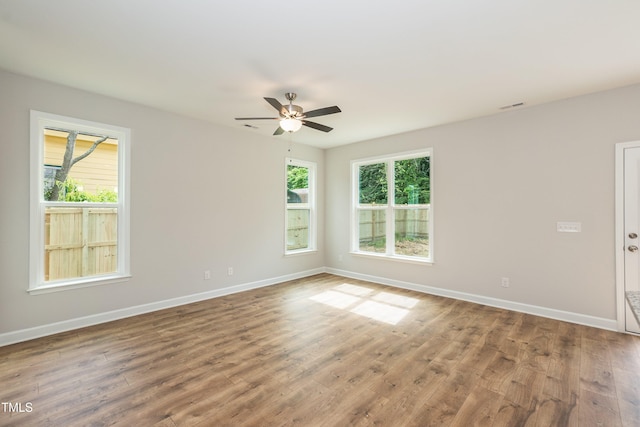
(1, 1, 639, 149)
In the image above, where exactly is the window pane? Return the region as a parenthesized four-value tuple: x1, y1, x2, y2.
(394, 208, 429, 257)
(287, 164, 308, 203)
(44, 207, 118, 281)
(394, 157, 430, 205)
(287, 209, 309, 250)
(358, 209, 386, 253)
(43, 129, 119, 202)
(359, 163, 387, 204)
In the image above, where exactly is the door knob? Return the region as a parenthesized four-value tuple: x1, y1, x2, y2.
(630, 232, 638, 239)
(629, 245, 639, 252)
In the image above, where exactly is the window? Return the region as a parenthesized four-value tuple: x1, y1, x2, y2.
(29, 110, 131, 293)
(352, 150, 432, 262)
(286, 158, 316, 254)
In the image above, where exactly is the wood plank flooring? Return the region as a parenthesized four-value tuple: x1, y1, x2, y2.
(1, 273, 640, 426)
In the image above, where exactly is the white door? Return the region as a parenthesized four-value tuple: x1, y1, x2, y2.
(620, 144, 640, 334)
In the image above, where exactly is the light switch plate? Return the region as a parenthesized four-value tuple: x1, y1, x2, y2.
(557, 221, 581, 232)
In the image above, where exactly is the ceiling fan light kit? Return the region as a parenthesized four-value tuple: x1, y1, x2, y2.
(235, 93, 341, 136)
(280, 117, 303, 133)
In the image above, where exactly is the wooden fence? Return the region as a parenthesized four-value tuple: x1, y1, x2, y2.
(286, 207, 430, 250)
(287, 209, 309, 250)
(45, 207, 117, 281)
(359, 207, 429, 242)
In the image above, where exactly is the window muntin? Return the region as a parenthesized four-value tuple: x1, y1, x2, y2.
(353, 150, 432, 262)
(286, 159, 316, 253)
(30, 111, 130, 292)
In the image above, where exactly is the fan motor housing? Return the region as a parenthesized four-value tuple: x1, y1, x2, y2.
(284, 104, 303, 117)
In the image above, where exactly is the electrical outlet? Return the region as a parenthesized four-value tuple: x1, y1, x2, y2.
(227, 267, 233, 276)
(204, 270, 211, 280)
(501, 277, 510, 288)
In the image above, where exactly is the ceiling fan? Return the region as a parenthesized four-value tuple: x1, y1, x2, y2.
(235, 93, 341, 135)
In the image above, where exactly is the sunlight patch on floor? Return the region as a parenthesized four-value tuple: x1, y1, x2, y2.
(309, 283, 419, 325)
(309, 290, 361, 309)
(334, 283, 375, 296)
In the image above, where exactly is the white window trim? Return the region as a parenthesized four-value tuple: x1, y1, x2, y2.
(351, 148, 433, 264)
(29, 110, 131, 294)
(285, 158, 317, 255)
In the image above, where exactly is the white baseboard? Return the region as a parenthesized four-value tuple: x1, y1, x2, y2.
(325, 267, 619, 331)
(0, 266, 618, 347)
(0, 268, 324, 347)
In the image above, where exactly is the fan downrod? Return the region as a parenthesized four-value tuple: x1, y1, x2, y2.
(283, 93, 302, 117)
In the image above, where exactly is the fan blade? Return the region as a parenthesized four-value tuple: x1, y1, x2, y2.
(302, 120, 333, 133)
(235, 117, 279, 120)
(303, 106, 341, 118)
(264, 97, 286, 115)
(273, 126, 285, 136)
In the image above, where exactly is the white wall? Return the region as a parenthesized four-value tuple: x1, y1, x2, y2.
(0, 69, 325, 337)
(325, 84, 640, 322)
(2, 67, 640, 341)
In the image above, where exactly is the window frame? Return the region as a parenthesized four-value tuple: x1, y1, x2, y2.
(351, 149, 433, 264)
(285, 158, 317, 255)
(29, 110, 131, 294)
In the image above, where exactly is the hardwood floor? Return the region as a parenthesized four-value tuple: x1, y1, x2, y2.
(1, 273, 640, 426)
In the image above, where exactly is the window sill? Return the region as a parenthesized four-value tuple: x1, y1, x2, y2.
(28, 274, 132, 295)
(350, 251, 433, 266)
(285, 249, 318, 257)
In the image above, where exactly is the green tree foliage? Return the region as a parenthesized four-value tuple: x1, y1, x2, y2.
(46, 178, 118, 202)
(359, 157, 430, 205)
(359, 163, 387, 204)
(287, 165, 308, 190)
(394, 157, 430, 204)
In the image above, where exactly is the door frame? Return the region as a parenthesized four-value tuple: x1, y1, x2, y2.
(615, 141, 640, 333)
